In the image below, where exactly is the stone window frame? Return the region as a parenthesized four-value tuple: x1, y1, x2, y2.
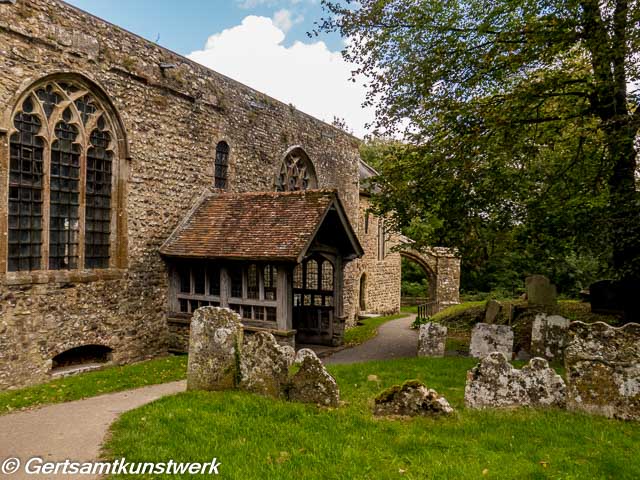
(214, 140, 229, 189)
(0, 73, 129, 284)
(275, 146, 318, 192)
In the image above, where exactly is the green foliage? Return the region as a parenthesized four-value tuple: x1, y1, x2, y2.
(104, 357, 640, 479)
(0, 356, 187, 415)
(401, 257, 429, 298)
(320, 0, 640, 282)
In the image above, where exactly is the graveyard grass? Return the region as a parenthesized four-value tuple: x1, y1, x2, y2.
(0, 355, 187, 415)
(104, 357, 640, 480)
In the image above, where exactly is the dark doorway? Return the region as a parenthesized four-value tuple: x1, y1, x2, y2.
(293, 256, 335, 344)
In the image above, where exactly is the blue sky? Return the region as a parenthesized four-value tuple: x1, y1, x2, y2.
(64, 0, 343, 56)
(64, 0, 372, 137)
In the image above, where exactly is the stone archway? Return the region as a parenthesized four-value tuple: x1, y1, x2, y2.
(399, 247, 460, 315)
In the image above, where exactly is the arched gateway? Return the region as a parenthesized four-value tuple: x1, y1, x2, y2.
(400, 246, 461, 316)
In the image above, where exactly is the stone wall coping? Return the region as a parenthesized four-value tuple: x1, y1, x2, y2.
(1, 269, 126, 286)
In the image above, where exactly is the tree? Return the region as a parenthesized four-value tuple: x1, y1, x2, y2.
(318, 0, 640, 280)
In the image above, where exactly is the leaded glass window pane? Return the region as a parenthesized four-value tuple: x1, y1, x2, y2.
(49, 115, 80, 270)
(8, 101, 44, 272)
(85, 121, 112, 269)
(214, 141, 229, 189)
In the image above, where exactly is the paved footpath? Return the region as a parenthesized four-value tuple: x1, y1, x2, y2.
(0, 380, 185, 480)
(325, 314, 418, 364)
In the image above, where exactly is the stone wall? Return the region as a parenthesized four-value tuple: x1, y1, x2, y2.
(343, 195, 402, 325)
(0, 0, 363, 389)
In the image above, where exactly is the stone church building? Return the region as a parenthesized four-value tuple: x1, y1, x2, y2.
(0, 0, 459, 389)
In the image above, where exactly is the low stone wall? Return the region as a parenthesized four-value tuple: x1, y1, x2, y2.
(565, 321, 640, 421)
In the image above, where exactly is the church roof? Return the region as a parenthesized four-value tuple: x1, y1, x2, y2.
(160, 189, 363, 262)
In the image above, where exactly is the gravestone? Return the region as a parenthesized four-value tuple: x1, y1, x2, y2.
(531, 313, 570, 361)
(484, 299, 502, 324)
(187, 307, 243, 391)
(525, 275, 557, 306)
(239, 331, 295, 398)
(469, 323, 514, 359)
(418, 322, 447, 357)
(288, 349, 340, 407)
(373, 380, 454, 417)
(465, 352, 566, 409)
(565, 321, 640, 421)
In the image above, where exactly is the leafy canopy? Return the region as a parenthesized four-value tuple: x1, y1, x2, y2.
(318, 0, 640, 284)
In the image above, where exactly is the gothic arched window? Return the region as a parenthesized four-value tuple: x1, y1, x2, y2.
(214, 141, 229, 189)
(275, 147, 318, 192)
(7, 78, 120, 272)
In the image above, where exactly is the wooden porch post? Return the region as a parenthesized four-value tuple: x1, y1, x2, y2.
(276, 266, 292, 330)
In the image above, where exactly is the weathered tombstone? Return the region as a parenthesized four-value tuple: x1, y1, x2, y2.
(239, 331, 295, 398)
(484, 299, 502, 324)
(418, 322, 447, 357)
(187, 307, 243, 391)
(373, 380, 454, 417)
(469, 323, 514, 359)
(465, 352, 566, 409)
(288, 349, 340, 407)
(565, 321, 640, 421)
(525, 275, 557, 306)
(531, 313, 570, 361)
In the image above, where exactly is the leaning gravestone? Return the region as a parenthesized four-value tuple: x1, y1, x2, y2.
(239, 331, 295, 398)
(469, 323, 514, 359)
(373, 380, 454, 417)
(418, 322, 447, 357)
(288, 348, 340, 407)
(484, 299, 502, 324)
(465, 352, 566, 409)
(187, 307, 243, 391)
(565, 321, 640, 421)
(531, 313, 570, 361)
(525, 275, 557, 306)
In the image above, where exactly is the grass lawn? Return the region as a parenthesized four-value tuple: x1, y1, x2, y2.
(0, 355, 187, 415)
(343, 313, 409, 346)
(104, 357, 640, 479)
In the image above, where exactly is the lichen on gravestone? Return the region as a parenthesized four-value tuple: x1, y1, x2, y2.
(186, 307, 243, 391)
(239, 331, 294, 398)
(565, 321, 640, 421)
(465, 352, 566, 409)
(373, 379, 454, 417)
(287, 348, 340, 407)
(418, 322, 447, 357)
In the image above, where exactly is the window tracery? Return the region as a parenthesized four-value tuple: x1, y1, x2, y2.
(275, 148, 317, 191)
(7, 78, 118, 272)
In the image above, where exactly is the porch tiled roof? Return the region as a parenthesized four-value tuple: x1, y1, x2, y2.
(160, 189, 354, 262)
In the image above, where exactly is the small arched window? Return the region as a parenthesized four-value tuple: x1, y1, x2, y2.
(214, 141, 229, 189)
(7, 77, 121, 272)
(275, 147, 317, 191)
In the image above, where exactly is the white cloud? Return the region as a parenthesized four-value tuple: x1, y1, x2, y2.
(188, 16, 373, 137)
(272, 9, 303, 33)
